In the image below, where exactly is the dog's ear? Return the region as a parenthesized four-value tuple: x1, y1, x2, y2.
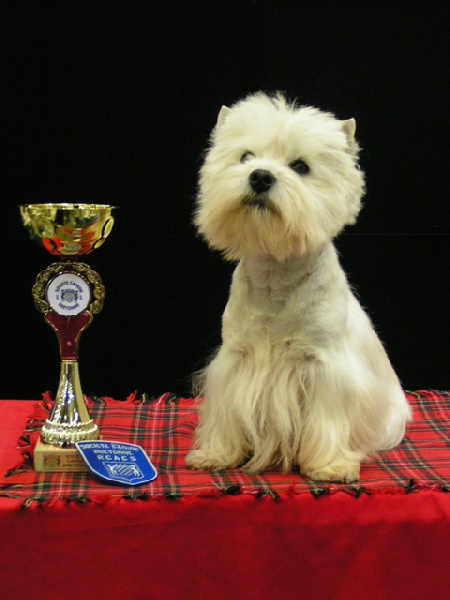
(341, 118, 359, 155)
(341, 118, 356, 143)
(216, 105, 231, 127)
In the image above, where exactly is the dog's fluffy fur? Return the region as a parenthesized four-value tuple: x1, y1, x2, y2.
(186, 92, 411, 482)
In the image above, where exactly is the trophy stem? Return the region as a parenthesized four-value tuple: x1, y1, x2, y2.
(40, 360, 100, 446)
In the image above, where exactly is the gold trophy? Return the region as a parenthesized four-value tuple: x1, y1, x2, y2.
(19, 203, 117, 472)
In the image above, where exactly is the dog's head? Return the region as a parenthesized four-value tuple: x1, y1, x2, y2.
(195, 92, 365, 261)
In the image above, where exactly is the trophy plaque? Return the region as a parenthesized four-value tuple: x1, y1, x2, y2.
(20, 203, 117, 472)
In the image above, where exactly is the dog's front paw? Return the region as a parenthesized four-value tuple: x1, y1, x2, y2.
(186, 449, 236, 471)
(301, 462, 360, 483)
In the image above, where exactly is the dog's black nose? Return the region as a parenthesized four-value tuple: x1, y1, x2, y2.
(249, 169, 276, 194)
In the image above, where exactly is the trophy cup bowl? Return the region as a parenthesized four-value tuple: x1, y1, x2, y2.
(19, 203, 116, 256)
(20, 203, 117, 472)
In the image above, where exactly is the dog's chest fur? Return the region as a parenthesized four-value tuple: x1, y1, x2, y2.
(222, 242, 349, 363)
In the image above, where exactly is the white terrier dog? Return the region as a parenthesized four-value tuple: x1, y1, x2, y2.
(186, 92, 411, 482)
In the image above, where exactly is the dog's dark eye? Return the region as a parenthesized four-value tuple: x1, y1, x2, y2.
(240, 151, 255, 163)
(290, 159, 310, 175)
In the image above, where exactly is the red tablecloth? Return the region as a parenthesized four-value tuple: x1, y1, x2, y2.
(1, 392, 450, 600)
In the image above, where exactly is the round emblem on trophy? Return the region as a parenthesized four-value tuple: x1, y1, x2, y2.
(46, 273, 91, 316)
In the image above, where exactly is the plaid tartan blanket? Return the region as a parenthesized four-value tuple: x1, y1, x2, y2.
(1, 390, 449, 507)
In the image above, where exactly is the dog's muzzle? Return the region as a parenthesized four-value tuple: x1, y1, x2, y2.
(249, 169, 277, 195)
(241, 169, 278, 212)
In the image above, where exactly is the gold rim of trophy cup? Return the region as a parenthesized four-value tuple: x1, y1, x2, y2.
(20, 203, 117, 472)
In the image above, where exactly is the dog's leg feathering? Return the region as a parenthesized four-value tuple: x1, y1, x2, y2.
(186, 357, 250, 470)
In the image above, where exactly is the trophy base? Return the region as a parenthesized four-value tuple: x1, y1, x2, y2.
(34, 438, 89, 473)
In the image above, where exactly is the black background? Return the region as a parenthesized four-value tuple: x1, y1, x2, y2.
(2, 2, 449, 399)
